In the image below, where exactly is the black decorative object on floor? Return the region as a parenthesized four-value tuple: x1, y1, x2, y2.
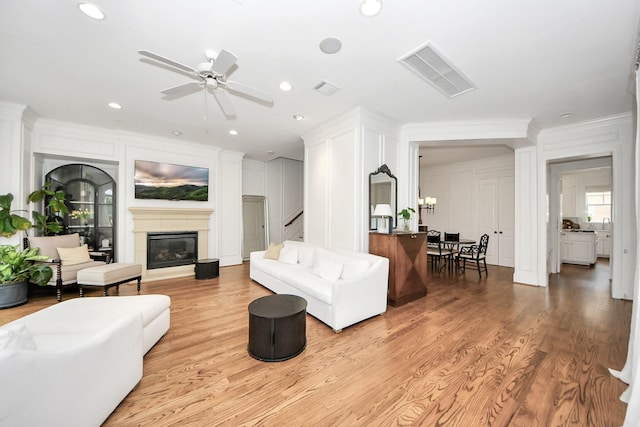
(195, 258, 219, 280)
(248, 294, 307, 362)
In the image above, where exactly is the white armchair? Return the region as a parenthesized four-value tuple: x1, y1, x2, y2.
(26, 233, 105, 301)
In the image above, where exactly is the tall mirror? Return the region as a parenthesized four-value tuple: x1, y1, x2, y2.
(369, 164, 397, 231)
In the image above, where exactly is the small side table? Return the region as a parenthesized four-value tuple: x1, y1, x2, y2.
(195, 258, 219, 280)
(248, 294, 307, 362)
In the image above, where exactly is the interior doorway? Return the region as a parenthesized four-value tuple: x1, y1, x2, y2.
(242, 195, 269, 260)
(548, 156, 613, 288)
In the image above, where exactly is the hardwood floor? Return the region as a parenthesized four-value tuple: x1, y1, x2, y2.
(0, 259, 631, 426)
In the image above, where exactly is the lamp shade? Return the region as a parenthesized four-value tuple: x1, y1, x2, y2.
(373, 203, 393, 217)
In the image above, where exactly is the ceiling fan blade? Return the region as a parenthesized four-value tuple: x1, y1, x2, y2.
(212, 90, 236, 117)
(225, 80, 273, 103)
(138, 50, 196, 74)
(161, 81, 203, 97)
(210, 49, 237, 76)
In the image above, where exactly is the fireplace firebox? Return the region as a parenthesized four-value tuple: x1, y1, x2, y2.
(147, 232, 198, 270)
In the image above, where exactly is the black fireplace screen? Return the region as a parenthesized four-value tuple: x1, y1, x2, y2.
(147, 232, 198, 270)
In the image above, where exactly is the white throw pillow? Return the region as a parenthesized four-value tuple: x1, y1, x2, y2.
(297, 246, 315, 267)
(341, 259, 371, 279)
(0, 324, 37, 351)
(278, 246, 299, 265)
(312, 255, 343, 282)
(57, 244, 91, 266)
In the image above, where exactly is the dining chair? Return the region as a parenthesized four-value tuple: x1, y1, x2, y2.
(443, 232, 460, 270)
(426, 230, 454, 271)
(456, 234, 490, 278)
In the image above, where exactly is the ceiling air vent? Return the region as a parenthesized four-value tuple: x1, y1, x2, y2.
(398, 42, 475, 98)
(314, 80, 340, 96)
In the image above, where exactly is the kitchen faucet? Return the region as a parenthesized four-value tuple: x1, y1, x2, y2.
(602, 217, 611, 228)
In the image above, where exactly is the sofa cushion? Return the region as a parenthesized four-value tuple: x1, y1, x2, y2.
(315, 248, 371, 280)
(278, 246, 298, 265)
(312, 254, 343, 282)
(0, 324, 36, 351)
(28, 233, 81, 260)
(45, 260, 106, 286)
(283, 241, 315, 267)
(252, 257, 305, 280)
(264, 242, 284, 260)
(281, 270, 333, 304)
(57, 244, 91, 266)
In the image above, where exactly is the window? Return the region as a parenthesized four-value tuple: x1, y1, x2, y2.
(586, 190, 611, 223)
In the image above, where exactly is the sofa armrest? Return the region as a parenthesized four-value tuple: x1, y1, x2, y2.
(330, 256, 389, 330)
(0, 312, 143, 426)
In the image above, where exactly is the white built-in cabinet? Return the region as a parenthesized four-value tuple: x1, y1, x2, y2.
(478, 176, 515, 267)
(560, 231, 597, 265)
(595, 231, 611, 258)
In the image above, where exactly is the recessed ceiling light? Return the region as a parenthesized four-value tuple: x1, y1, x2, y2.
(293, 114, 304, 121)
(107, 102, 122, 109)
(559, 112, 573, 119)
(267, 150, 275, 155)
(78, 2, 105, 20)
(280, 81, 292, 91)
(319, 37, 342, 54)
(229, 130, 238, 136)
(172, 130, 182, 136)
(360, 0, 382, 17)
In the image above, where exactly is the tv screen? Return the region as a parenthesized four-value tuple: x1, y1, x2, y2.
(134, 160, 209, 201)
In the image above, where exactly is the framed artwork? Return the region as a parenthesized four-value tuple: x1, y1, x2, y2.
(134, 160, 209, 201)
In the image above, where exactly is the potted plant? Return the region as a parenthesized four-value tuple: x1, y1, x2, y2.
(398, 207, 416, 231)
(0, 184, 67, 308)
(0, 245, 52, 308)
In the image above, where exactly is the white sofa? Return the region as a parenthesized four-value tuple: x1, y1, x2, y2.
(250, 240, 389, 332)
(0, 294, 171, 427)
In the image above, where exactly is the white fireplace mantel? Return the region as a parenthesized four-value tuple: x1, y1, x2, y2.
(129, 207, 214, 281)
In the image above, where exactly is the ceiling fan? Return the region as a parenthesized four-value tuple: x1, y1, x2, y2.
(138, 49, 273, 118)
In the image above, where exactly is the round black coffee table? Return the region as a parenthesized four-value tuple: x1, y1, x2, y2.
(248, 294, 307, 362)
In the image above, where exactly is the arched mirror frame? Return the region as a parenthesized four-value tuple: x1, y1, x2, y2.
(369, 164, 398, 231)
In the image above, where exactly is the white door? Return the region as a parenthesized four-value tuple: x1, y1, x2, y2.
(242, 196, 268, 259)
(477, 177, 514, 267)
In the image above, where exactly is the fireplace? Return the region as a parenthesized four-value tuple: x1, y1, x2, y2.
(147, 232, 198, 270)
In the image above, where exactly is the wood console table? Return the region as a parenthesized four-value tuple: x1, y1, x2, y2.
(369, 231, 428, 307)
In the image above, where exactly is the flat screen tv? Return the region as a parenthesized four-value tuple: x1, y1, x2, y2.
(134, 160, 209, 201)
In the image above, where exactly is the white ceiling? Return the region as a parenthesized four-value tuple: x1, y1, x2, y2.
(1, 0, 639, 162)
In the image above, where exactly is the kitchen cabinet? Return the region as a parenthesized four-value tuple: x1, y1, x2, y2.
(596, 231, 611, 258)
(560, 231, 596, 265)
(369, 231, 427, 307)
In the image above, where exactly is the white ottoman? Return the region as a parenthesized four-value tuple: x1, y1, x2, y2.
(77, 263, 143, 297)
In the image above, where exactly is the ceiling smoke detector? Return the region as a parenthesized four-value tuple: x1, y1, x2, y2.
(398, 41, 475, 98)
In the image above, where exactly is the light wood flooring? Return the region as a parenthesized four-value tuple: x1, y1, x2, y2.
(0, 259, 631, 426)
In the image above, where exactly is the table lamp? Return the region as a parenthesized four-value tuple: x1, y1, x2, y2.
(373, 203, 393, 234)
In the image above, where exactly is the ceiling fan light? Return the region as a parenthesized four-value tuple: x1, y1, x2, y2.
(206, 77, 218, 88)
(360, 0, 382, 17)
(78, 2, 105, 20)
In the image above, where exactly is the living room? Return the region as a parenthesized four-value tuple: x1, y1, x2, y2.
(2, 0, 640, 425)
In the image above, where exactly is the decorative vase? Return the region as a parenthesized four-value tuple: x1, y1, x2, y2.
(0, 280, 28, 309)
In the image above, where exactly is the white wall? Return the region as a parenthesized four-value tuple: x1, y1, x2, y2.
(421, 154, 514, 242)
(1, 108, 247, 269)
(303, 108, 401, 251)
(533, 114, 634, 299)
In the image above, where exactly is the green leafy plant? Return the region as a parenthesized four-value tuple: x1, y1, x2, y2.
(397, 207, 416, 221)
(0, 184, 69, 238)
(0, 245, 52, 286)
